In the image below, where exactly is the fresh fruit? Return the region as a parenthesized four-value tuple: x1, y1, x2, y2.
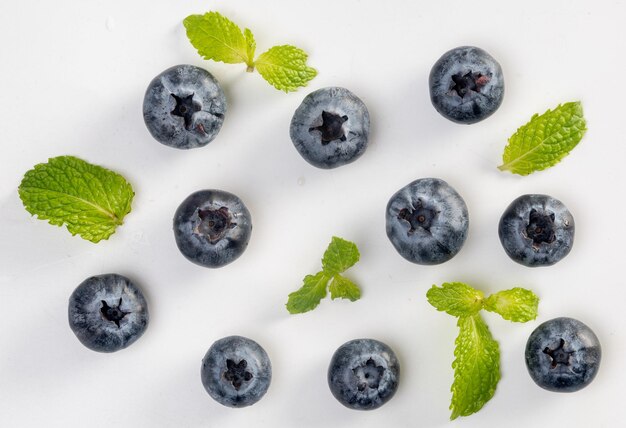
(327, 338, 400, 410)
(498, 194, 574, 267)
(429, 46, 504, 124)
(173, 190, 252, 268)
(201, 336, 272, 408)
(143, 64, 226, 149)
(68, 274, 149, 353)
(386, 178, 469, 265)
(525, 317, 601, 392)
(290, 87, 370, 169)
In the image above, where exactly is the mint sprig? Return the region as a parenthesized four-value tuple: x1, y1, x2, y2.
(498, 101, 587, 175)
(427, 282, 539, 419)
(286, 237, 361, 314)
(184, 11, 317, 92)
(18, 156, 134, 243)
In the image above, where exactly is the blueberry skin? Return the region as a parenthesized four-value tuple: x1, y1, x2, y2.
(201, 336, 272, 408)
(143, 64, 226, 149)
(68, 274, 149, 353)
(429, 46, 504, 124)
(290, 87, 370, 169)
(173, 190, 252, 268)
(328, 339, 400, 410)
(526, 317, 601, 392)
(386, 178, 469, 265)
(499, 194, 574, 267)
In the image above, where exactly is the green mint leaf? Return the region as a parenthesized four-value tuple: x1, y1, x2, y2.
(427, 282, 484, 317)
(321, 236, 360, 276)
(255, 45, 317, 92)
(18, 156, 134, 243)
(244, 28, 256, 69)
(329, 275, 361, 301)
(450, 314, 500, 420)
(286, 272, 329, 314)
(484, 288, 539, 322)
(183, 12, 254, 67)
(499, 101, 587, 175)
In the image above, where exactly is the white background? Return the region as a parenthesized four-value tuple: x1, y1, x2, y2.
(0, 0, 623, 427)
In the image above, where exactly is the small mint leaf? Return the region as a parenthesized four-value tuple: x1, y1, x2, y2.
(484, 288, 539, 322)
(286, 272, 329, 314)
(427, 282, 484, 317)
(243, 28, 256, 69)
(329, 275, 361, 301)
(321, 236, 360, 276)
(255, 45, 317, 92)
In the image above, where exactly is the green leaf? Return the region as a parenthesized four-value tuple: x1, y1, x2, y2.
(286, 272, 329, 314)
(499, 101, 587, 175)
(329, 275, 361, 301)
(321, 236, 360, 276)
(18, 156, 134, 243)
(484, 288, 539, 322)
(184, 12, 254, 67)
(427, 282, 484, 317)
(450, 314, 500, 420)
(255, 45, 317, 92)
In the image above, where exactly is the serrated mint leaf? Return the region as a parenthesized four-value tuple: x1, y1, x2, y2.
(499, 101, 587, 175)
(427, 282, 484, 317)
(321, 236, 360, 276)
(450, 314, 500, 420)
(255, 45, 317, 92)
(329, 275, 361, 301)
(18, 156, 134, 243)
(184, 12, 254, 67)
(286, 272, 329, 314)
(484, 288, 539, 322)
(244, 28, 256, 70)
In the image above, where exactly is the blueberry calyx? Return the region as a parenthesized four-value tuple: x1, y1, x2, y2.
(353, 358, 385, 391)
(100, 298, 129, 328)
(450, 71, 490, 98)
(525, 209, 556, 248)
(309, 111, 349, 144)
(195, 206, 237, 244)
(543, 339, 574, 369)
(170, 93, 202, 131)
(224, 359, 254, 391)
(397, 199, 439, 233)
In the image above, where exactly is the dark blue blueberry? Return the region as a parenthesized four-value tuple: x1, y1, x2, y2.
(201, 336, 272, 408)
(173, 190, 252, 268)
(429, 46, 504, 124)
(68, 274, 149, 353)
(328, 339, 400, 410)
(499, 194, 574, 267)
(386, 178, 469, 265)
(526, 317, 601, 392)
(290, 87, 370, 169)
(143, 64, 226, 149)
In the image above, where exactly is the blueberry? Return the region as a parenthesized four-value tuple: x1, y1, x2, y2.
(328, 338, 400, 410)
(525, 317, 601, 392)
(173, 190, 252, 268)
(290, 87, 370, 169)
(68, 274, 149, 353)
(201, 336, 272, 408)
(143, 64, 226, 149)
(386, 178, 469, 265)
(429, 46, 504, 124)
(498, 194, 574, 267)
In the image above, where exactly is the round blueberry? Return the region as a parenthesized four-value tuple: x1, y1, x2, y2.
(143, 64, 226, 149)
(499, 194, 574, 267)
(290, 87, 370, 169)
(386, 178, 469, 265)
(429, 46, 504, 124)
(328, 338, 400, 410)
(173, 190, 252, 268)
(68, 274, 149, 353)
(201, 336, 272, 408)
(526, 317, 601, 392)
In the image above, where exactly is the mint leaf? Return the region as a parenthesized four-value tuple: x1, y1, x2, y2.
(255, 45, 317, 92)
(321, 236, 360, 276)
(286, 272, 329, 314)
(184, 12, 254, 67)
(499, 101, 587, 175)
(427, 282, 484, 317)
(450, 314, 500, 420)
(18, 156, 134, 243)
(244, 28, 256, 70)
(484, 288, 539, 322)
(329, 275, 361, 301)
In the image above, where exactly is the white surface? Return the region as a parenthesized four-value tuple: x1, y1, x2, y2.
(0, 1, 624, 427)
